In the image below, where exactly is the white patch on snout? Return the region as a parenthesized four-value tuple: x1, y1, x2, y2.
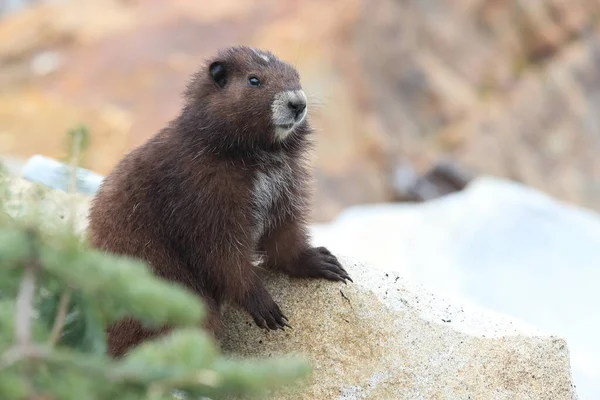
(271, 89, 308, 141)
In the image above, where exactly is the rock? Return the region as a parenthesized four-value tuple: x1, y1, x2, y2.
(0, 154, 27, 175)
(310, 176, 600, 399)
(353, 0, 600, 216)
(30, 50, 62, 76)
(3, 0, 600, 222)
(0, 0, 40, 17)
(392, 158, 476, 202)
(0, 0, 390, 222)
(221, 257, 576, 400)
(0, 88, 133, 175)
(2, 175, 579, 399)
(455, 36, 600, 212)
(2, 176, 91, 237)
(19, 154, 104, 196)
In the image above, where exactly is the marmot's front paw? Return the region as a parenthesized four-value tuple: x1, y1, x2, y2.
(297, 246, 353, 283)
(244, 285, 291, 331)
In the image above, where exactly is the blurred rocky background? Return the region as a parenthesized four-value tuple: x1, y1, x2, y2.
(2, 0, 599, 222)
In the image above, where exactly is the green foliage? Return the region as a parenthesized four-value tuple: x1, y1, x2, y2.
(63, 124, 91, 169)
(0, 130, 310, 399)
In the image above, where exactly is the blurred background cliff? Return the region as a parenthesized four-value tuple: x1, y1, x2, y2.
(1, 0, 599, 222)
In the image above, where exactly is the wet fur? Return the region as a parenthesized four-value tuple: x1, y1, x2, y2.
(87, 46, 351, 357)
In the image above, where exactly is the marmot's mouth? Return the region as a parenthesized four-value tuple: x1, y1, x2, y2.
(277, 123, 294, 130)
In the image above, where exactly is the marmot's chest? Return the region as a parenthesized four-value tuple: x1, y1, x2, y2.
(250, 164, 296, 242)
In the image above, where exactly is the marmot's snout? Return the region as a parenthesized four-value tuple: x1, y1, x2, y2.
(272, 89, 308, 140)
(288, 97, 306, 121)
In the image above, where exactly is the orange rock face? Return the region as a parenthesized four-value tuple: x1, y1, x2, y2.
(355, 0, 600, 214)
(1, 0, 600, 220)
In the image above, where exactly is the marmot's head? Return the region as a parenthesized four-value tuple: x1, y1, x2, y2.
(182, 46, 311, 154)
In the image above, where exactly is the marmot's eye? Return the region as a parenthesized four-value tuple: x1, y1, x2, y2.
(248, 76, 260, 87)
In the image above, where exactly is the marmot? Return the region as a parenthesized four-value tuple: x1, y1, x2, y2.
(87, 46, 352, 357)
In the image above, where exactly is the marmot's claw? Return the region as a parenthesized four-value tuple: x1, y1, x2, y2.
(245, 286, 289, 331)
(296, 246, 353, 284)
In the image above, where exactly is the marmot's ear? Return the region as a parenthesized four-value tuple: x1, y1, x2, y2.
(209, 61, 227, 88)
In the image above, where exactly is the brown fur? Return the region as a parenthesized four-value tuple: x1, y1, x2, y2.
(87, 46, 352, 358)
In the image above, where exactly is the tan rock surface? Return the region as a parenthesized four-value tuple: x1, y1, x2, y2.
(2, 175, 91, 236)
(221, 256, 577, 400)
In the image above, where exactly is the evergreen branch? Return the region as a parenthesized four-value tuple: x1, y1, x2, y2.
(45, 128, 80, 349)
(15, 262, 36, 347)
(48, 290, 72, 347)
(68, 127, 82, 231)
(0, 344, 48, 371)
(146, 370, 221, 400)
(0, 210, 14, 221)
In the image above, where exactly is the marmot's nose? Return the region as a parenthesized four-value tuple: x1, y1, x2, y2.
(288, 99, 306, 120)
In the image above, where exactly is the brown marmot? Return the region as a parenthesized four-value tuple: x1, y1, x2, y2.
(87, 46, 352, 357)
